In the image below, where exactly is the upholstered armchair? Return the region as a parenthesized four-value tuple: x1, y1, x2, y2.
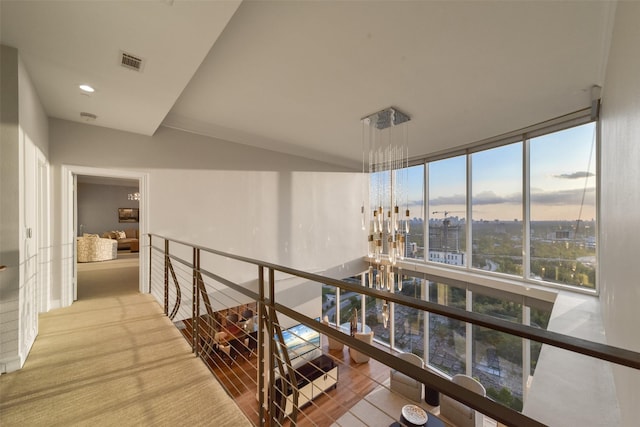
(439, 374, 486, 427)
(213, 331, 230, 358)
(349, 331, 374, 363)
(322, 316, 344, 351)
(390, 352, 424, 402)
(77, 235, 117, 262)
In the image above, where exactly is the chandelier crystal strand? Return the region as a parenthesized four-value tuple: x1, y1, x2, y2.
(361, 120, 366, 231)
(405, 135, 411, 234)
(362, 108, 410, 331)
(382, 300, 389, 328)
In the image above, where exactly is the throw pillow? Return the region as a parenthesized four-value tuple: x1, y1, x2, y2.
(116, 231, 126, 239)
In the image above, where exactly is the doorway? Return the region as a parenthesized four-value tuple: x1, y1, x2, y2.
(76, 175, 141, 300)
(61, 165, 148, 307)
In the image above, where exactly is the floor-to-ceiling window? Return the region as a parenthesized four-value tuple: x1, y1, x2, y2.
(471, 143, 523, 275)
(352, 112, 595, 411)
(321, 283, 338, 324)
(427, 280, 467, 377)
(403, 164, 425, 260)
(331, 273, 552, 412)
(393, 275, 424, 357)
(428, 155, 467, 266)
(472, 291, 524, 411)
(529, 122, 597, 289)
(423, 117, 597, 291)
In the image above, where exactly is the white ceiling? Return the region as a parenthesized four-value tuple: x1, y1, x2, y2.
(0, 0, 241, 135)
(76, 175, 138, 188)
(1, 1, 616, 169)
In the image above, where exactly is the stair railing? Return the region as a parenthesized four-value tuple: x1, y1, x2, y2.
(148, 233, 640, 427)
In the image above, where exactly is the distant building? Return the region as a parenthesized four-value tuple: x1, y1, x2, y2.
(429, 251, 465, 266)
(429, 219, 462, 253)
(546, 230, 575, 240)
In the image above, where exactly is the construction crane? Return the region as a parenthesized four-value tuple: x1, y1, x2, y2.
(431, 210, 464, 219)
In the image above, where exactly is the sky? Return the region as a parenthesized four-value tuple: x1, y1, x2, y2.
(387, 122, 597, 222)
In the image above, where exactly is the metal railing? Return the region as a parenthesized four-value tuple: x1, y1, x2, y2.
(147, 233, 640, 427)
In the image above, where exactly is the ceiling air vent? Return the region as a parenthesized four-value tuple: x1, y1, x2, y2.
(80, 112, 97, 121)
(119, 51, 145, 72)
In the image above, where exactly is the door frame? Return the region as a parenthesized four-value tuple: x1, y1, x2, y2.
(61, 165, 149, 306)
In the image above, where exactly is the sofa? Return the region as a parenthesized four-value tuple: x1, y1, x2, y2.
(102, 229, 139, 250)
(77, 235, 117, 262)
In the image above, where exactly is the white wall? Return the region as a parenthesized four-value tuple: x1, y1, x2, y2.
(49, 119, 365, 319)
(0, 45, 21, 373)
(600, 2, 640, 425)
(77, 183, 139, 236)
(0, 45, 49, 373)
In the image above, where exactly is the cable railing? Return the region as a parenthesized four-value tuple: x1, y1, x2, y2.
(147, 233, 640, 427)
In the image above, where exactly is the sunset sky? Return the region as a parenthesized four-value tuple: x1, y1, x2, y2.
(396, 122, 597, 222)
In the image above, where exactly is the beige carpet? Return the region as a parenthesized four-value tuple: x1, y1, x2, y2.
(0, 253, 251, 427)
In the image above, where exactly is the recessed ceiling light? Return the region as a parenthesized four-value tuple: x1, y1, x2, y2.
(79, 84, 95, 93)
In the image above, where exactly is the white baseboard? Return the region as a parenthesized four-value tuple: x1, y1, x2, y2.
(0, 354, 24, 374)
(48, 298, 62, 310)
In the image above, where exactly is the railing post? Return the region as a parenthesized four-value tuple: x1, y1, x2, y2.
(148, 234, 152, 294)
(192, 247, 200, 356)
(267, 267, 276, 425)
(164, 239, 169, 316)
(258, 265, 265, 427)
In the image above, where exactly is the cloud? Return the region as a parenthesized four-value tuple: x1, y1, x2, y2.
(429, 188, 596, 207)
(531, 187, 595, 205)
(554, 171, 595, 179)
(473, 191, 521, 205)
(429, 194, 466, 206)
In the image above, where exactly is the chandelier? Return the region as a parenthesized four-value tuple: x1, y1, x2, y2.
(362, 107, 411, 319)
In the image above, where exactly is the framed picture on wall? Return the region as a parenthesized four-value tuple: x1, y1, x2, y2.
(118, 208, 139, 223)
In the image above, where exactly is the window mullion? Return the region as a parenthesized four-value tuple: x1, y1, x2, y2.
(466, 154, 472, 271)
(523, 303, 531, 402)
(424, 161, 429, 263)
(523, 137, 531, 280)
(465, 287, 473, 377)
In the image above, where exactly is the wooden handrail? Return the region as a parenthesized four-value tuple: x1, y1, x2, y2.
(148, 233, 640, 427)
(148, 233, 640, 371)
